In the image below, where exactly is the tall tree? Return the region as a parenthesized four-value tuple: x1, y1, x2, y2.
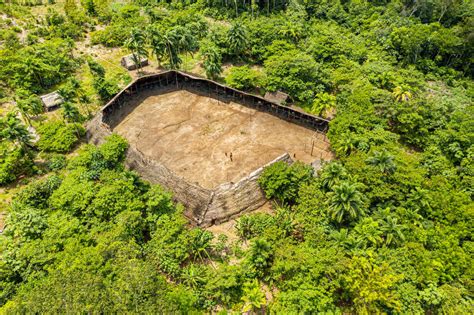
(125, 28, 148, 73)
(201, 44, 222, 79)
(320, 162, 348, 191)
(392, 85, 413, 102)
(15, 91, 43, 126)
(366, 150, 397, 174)
(62, 102, 82, 123)
(148, 25, 167, 68)
(227, 22, 248, 58)
(170, 26, 197, 69)
(241, 279, 267, 313)
(163, 29, 182, 69)
(0, 112, 32, 150)
(327, 181, 365, 223)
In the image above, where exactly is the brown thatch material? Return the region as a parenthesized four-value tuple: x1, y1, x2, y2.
(40, 91, 63, 111)
(264, 91, 290, 105)
(121, 54, 149, 70)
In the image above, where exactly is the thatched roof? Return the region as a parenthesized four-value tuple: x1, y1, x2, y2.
(264, 91, 290, 105)
(40, 91, 63, 111)
(121, 54, 149, 70)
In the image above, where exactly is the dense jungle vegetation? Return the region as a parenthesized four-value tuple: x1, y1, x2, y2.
(0, 0, 473, 313)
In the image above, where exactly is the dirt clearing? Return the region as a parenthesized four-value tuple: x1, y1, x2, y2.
(114, 90, 332, 189)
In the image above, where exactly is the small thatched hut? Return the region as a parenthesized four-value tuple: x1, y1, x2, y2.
(264, 91, 290, 105)
(40, 91, 63, 111)
(121, 54, 149, 70)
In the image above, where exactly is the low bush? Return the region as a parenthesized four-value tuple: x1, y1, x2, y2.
(0, 145, 35, 185)
(258, 161, 314, 204)
(36, 120, 84, 153)
(225, 66, 263, 91)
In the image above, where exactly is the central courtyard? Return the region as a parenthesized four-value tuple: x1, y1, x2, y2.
(113, 89, 332, 189)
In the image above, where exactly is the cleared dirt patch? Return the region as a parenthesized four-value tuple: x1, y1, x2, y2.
(114, 90, 332, 189)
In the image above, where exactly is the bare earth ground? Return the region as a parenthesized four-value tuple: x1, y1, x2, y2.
(114, 90, 333, 189)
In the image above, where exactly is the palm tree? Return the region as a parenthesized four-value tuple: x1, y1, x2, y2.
(163, 29, 182, 69)
(202, 44, 222, 79)
(15, 93, 43, 126)
(311, 92, 336, 117)
(366, 150, 397, 174)
(247, 238, 272, 278)
(180, 264, 205, 289)
(327, 181, 365, 223)
(336, 135, 356, 156)
(78, 94, 91, 118)
(148, 26, 167, 68)
(352, 217, 385, 248)
(0, 112, 32, 150)
(227, 22, 248, 58)
(62, 102, 81, 123)
(320, 162, 348, 191)
(172, 26, 196, 69)
(125, 29, 148, 73)
(190, 229, 213, 262)
(241, 279, 266, 314)
(21, 55, 48, 90)
(392, 85, 413, 102)
(330, 228, 352, 249)
(380, 215, 406, 246)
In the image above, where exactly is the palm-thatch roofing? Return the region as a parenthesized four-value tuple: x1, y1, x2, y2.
(40, 91, 63, 111)
(121, 54, 149, 70)
(264, 91, 290, 105)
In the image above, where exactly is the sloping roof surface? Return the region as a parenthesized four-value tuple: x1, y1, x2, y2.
(121, 54, 149, 70)
(264, 91, 290, 105)
(40, 91, 63, 110)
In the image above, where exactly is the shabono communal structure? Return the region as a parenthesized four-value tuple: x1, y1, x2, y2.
(87, 71, 332, 226)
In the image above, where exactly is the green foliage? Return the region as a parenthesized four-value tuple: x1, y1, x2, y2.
(241, 279, 266, 312)
(0, 136, 197, 311)
(0, 144, 35, 185)
(0, 112, 32, 149)
(310, 92, 336, 117)
(245, 238, 273, 279)
(124, 28, 148, 72)
(225, 65, 262, 91)
(36, 120, 84, 153)
(2, 1, 473, 313)
(0, 39, 77, 93)
(0, 112, 35, 185)
(90, 4, 146, 47)
(88, 58, 120, 102)
(201, 42, 222, 79)
(14, 90, 44, 126)
(343, 253, 403, 314)
(226, 22, 248, 58)
(264, 50, 327, 103)
(235, 213, 275, 240)
(258, 161, 313, 204)
(45, 153, 67, 171)
(327, 181, 366, 224)
(97, 134, 129, 166)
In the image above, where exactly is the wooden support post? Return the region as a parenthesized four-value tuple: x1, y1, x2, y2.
(311, 140, 315, 156)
